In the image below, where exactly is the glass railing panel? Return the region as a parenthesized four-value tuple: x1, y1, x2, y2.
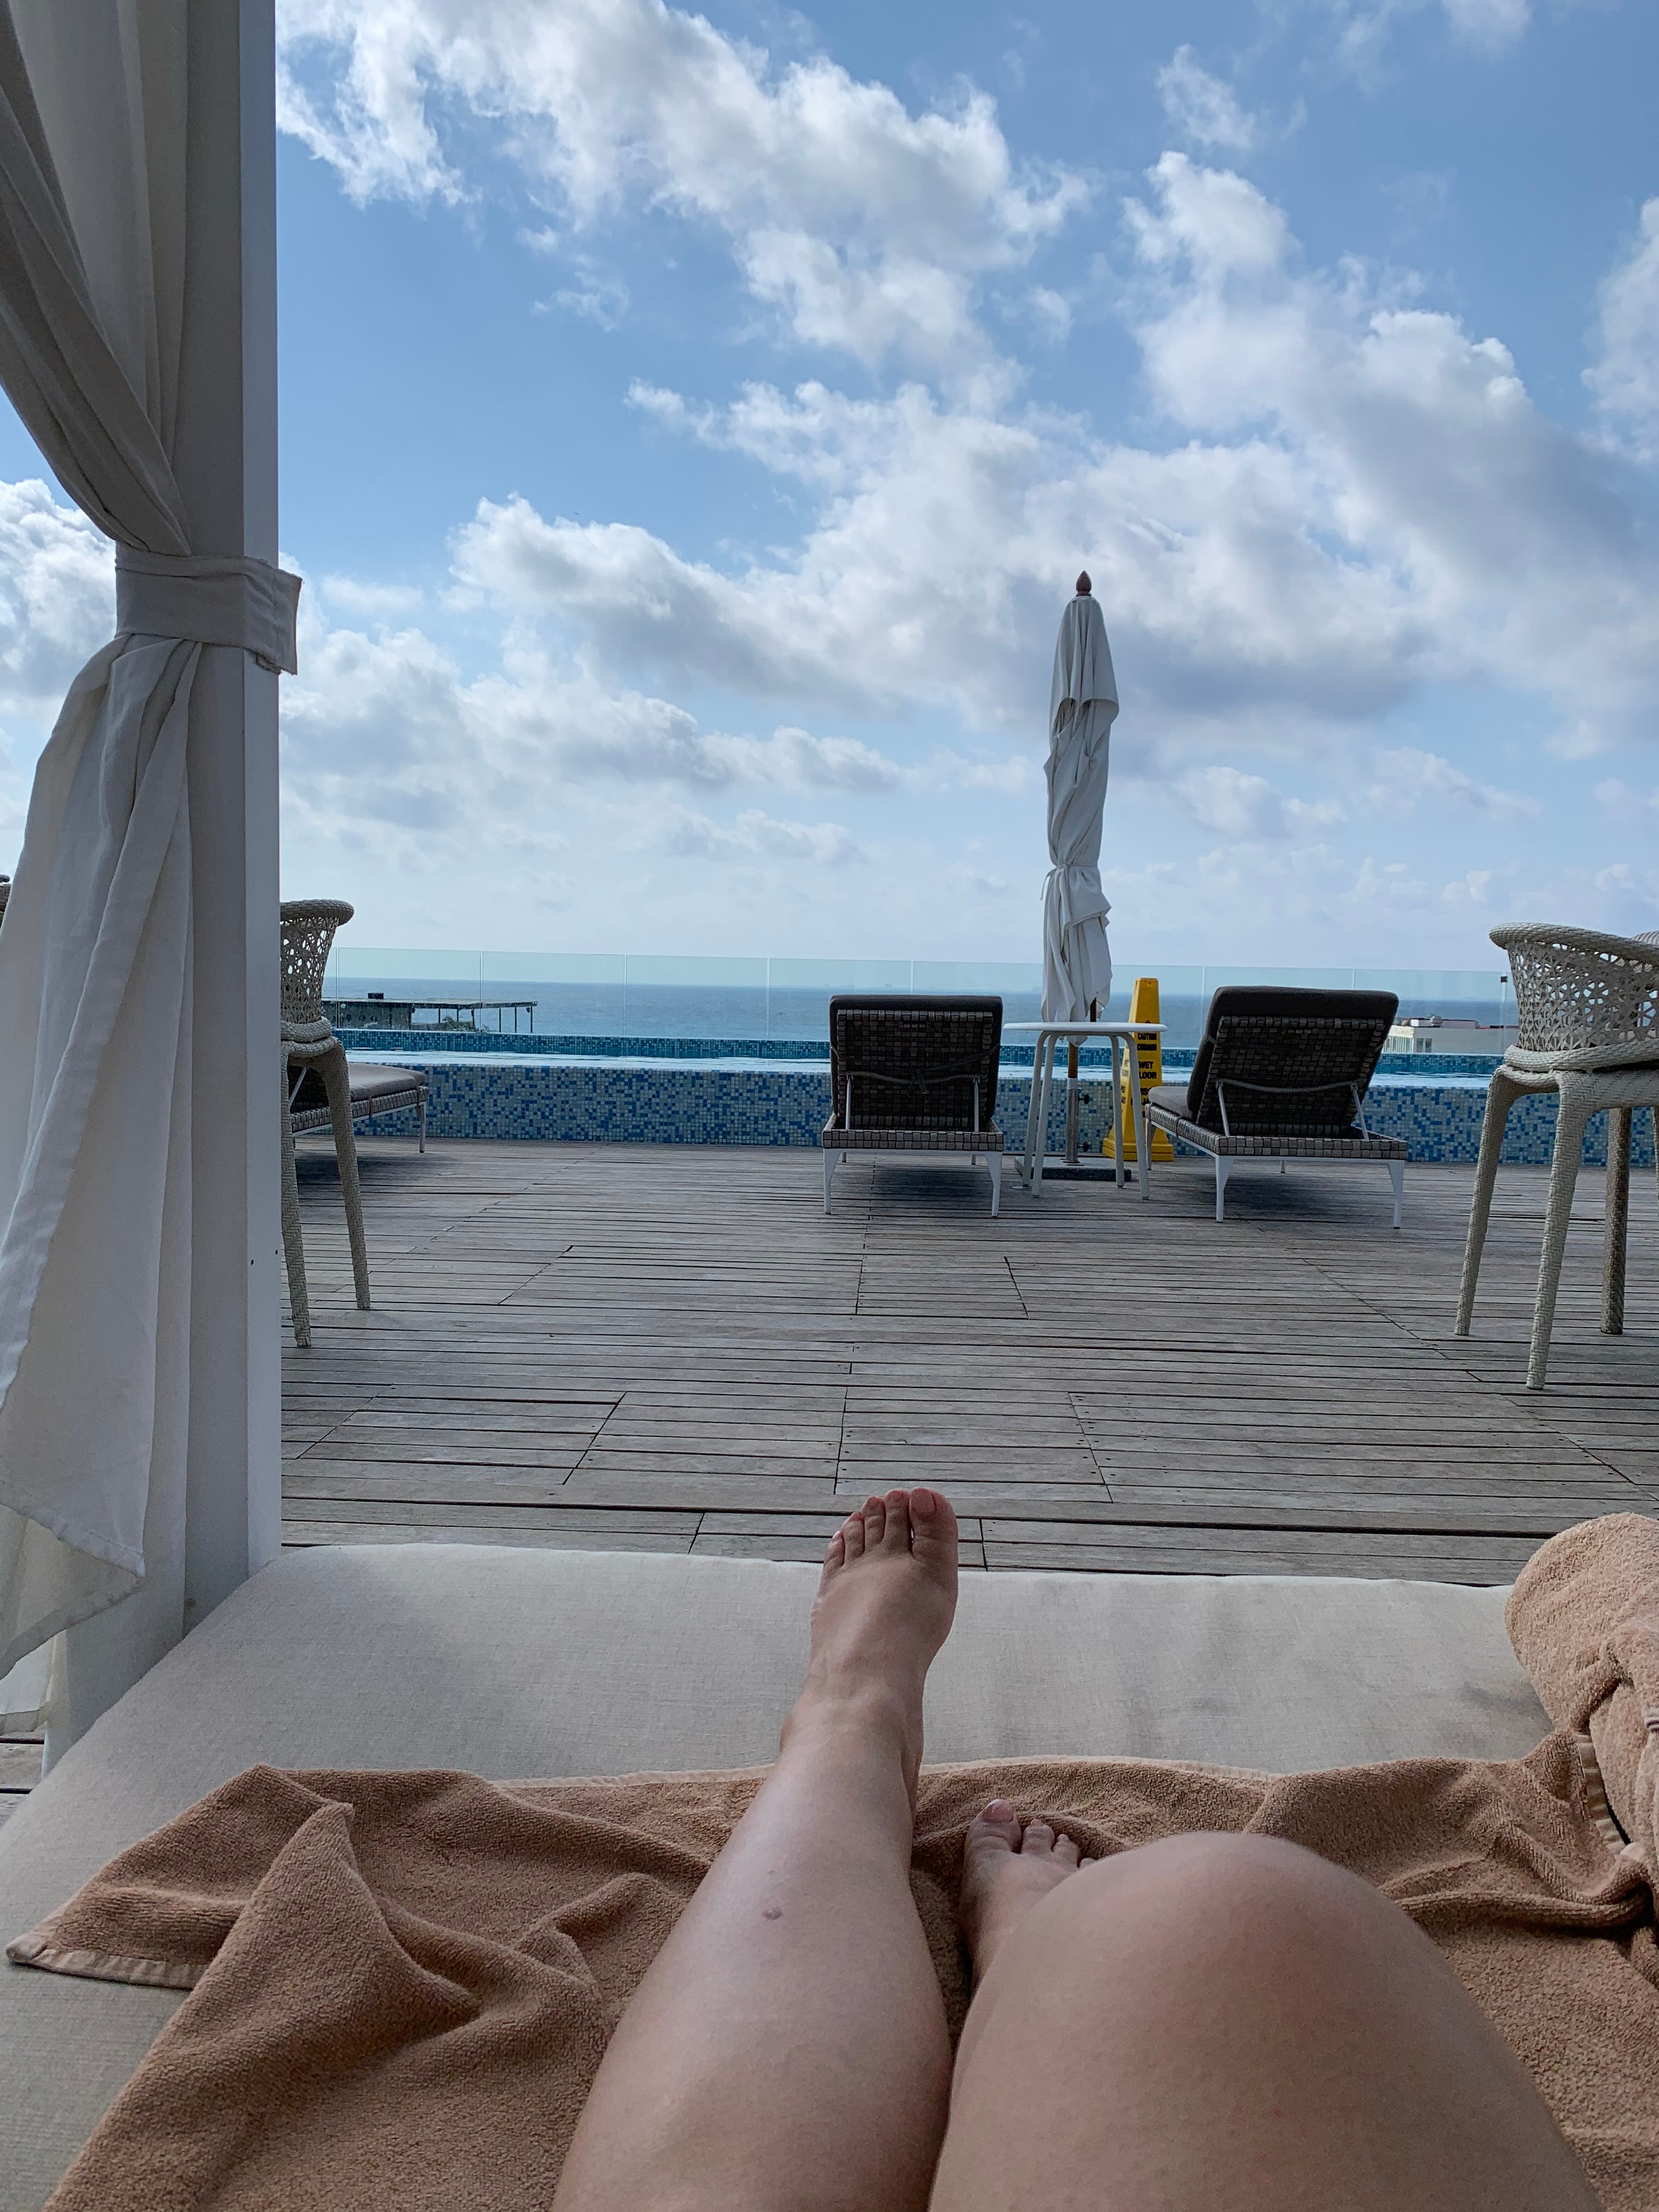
(330, 945, 482, 986)
(618, 955, 769, 1039)
(1352, 968, 1511, 1026)
(471, 952, 626, 1032)
(766, 957, 916, 1040)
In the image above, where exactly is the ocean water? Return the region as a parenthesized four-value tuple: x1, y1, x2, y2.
(324, 972, 1514, 1052)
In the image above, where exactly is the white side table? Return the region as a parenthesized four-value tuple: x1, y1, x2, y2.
(1006, 1022, 1164, 1199)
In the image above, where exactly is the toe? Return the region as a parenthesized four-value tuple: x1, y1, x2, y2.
(882, 1489, 912, 1550)
(841, 1509, 866, 1561)
(1053, 1832, 1081, 1867)
(818, 1528, 846, 1589)
(1022, 1819, 1056, 1858)
(862, 1493, 887, 1546)
(966, 1799, 1023, 1860)
(908, 1487, 958, 1576)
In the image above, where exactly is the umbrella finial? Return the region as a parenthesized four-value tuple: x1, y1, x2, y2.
(1075, 571, 1092, 595)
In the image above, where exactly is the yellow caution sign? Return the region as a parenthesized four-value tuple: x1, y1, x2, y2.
(1103, 975, 1174, 1161)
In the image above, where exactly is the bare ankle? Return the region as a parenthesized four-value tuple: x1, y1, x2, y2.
(779, 1680, 922, 1803)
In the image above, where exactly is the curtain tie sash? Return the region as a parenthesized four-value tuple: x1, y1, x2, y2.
(115, 549, 300, 675)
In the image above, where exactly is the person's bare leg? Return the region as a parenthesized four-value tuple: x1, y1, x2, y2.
(554, 1488, 958, 2212)
(933, 1814, 1598, 2212)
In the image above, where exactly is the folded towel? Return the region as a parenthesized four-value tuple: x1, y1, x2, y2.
(13, 1511, 1659, 2212)
(1507, 1510, 1659, 1865)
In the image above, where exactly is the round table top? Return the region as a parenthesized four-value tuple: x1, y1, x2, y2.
(1003, 1020, 1164, 1034)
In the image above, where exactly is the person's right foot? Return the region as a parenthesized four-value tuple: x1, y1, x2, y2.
(783, 1488, 959, 1798)
(960, 1801, 1098, 1984)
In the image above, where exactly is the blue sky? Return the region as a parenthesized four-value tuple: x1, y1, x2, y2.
(0, 0, 1656, 972)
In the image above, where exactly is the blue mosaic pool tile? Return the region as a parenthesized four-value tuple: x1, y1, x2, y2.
(340, 1053, 1656, 1170)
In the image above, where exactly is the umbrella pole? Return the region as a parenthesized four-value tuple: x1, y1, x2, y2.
(1064, 1039, 1080, 1164)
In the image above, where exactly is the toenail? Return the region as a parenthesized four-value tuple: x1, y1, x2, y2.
(985, 1799, 1014, 1820)
(913, 1488, 935, 1518)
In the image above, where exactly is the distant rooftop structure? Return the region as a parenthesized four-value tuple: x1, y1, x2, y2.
(323, 994, 538, 1033)
(1388, 1015, 1519, 1055)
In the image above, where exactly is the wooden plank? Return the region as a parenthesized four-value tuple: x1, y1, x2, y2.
(284, 1499, 699, 1534)
(283, 1523, 697, 1554)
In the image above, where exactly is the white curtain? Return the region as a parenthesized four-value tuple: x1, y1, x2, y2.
(1042, 592, 1118, 1023)
(0, 2, 295, 1746)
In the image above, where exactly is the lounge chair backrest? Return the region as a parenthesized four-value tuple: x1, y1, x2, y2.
(827, 995, 1003, 1132)
(1185, 987, 1398, 1137)
(280, 899, 354, 1047)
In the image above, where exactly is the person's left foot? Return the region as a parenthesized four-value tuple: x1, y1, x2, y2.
(959, 1801, 1097, 1984)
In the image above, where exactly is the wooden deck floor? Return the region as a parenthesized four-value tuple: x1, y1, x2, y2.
(280, 1137, 1659, 1584)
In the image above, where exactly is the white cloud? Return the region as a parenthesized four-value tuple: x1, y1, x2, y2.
(315, 573, 426, 620)
(0, 480, 114, 716)
(637, 802, 863, 868)
(1593, 777, 1659, 815)
(1586, 199, 1659, 463)
(721, 726, 901, 792)
(1365, 747, 1539, 822)
(1316, 0, 1534, 77)
(548, 256, 630, 331)
(1022, 286, 1073, 344)
(915, 748, 1040, 795)
(1156, 48, 1261, 155)
(1438, 0, 1530, 50)
(1171, 764, 1345, 841)
(276, 0, 1085, 374)
(0, 482, 115, 860)
(1441, 867, 1495, 907)
(276, 590, 904, 861)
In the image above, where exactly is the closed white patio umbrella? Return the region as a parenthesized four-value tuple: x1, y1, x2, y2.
(1042, 573, 1118, 1022)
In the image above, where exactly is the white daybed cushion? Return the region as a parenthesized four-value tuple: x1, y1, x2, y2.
(0, 1543, 1549, 2209)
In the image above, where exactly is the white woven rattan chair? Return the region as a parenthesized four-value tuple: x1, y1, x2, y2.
(1455, 924, 1659, 1389)
(281, 899, 371, 1347)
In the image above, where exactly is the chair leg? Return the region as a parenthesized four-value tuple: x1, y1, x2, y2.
(823, 1149, 836, 1214)
(1604, 1104, 1632, 1336)
(988, 1153, 1002, 1218)
(1454, 1069, 1521, 1337)
(1388, 1160, 1404, 1230)
(319, 1045, 371, 1311)
(1214, 1156, 1229, 1222)
(1527, 1083, 1593, 1391)
(280, 1081, 311, 1350)
(417, 1089, 427, 1154)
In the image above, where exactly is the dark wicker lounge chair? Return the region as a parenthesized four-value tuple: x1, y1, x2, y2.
(822, 995, 1005, 1215)
(1145, 986, 1404, 1224)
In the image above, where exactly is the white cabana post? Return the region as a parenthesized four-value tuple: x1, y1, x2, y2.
(0, 0, 284, 1758)
(1041, 572, 1118, 1026)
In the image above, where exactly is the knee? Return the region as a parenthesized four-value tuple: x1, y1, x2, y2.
(1022, 1830, 1407, 2000)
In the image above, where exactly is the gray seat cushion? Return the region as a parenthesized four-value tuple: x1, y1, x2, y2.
(345, 1062, 426, 1103)
(821, 1120, 1005, 1153)
(1147, 1094, 1408, 1160)
(0, 1545, 1547, 2208)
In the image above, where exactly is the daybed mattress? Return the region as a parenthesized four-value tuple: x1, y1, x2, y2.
(0, 1542, 1550, 2209)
